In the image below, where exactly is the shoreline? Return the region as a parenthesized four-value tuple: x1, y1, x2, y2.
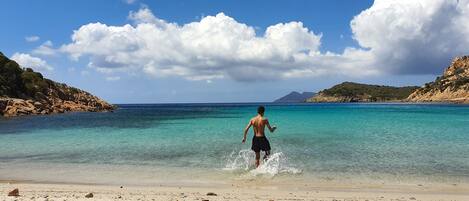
(2, 179, 469, 201)
(2, 161, 469, 188)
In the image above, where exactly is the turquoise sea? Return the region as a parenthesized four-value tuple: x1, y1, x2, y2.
(0, 103, 469, 185)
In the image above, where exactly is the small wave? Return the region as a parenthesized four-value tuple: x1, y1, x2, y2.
(223, 149, 301, 178)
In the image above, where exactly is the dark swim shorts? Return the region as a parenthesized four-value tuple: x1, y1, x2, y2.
(251, 136, 271, 152)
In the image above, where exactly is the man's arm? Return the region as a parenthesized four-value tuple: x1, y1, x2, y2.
(242, 120, 252, 143)
(265, 119, 277, 133)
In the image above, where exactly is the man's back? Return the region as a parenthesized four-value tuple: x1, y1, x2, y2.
(251, 116, 267, 137)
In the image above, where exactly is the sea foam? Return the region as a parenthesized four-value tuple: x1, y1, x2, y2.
(223, 149, 301, 178)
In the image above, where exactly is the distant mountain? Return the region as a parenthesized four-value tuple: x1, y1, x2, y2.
(407, 56, 469, 103)
(0, 52, 115, 117)
(274, 91, 316, 103)
(307, 82, 419, 102)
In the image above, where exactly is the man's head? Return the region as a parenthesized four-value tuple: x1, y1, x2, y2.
(257, 106, 265, 116)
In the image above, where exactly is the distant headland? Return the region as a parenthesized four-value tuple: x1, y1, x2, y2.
(306, 82, 418, 103)
(274, 91, 316, 103)
(275, 55, 469, 104)
(0, 52, 115, 117)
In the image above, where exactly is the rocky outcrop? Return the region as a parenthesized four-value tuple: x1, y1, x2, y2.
(407, 56, 469, 104)
(0, 52, 115, 117)
(0, 91, 114, 117)
(307, 82, 419, 103)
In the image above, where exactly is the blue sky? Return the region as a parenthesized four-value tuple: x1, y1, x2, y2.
(1, 0, 467, 103)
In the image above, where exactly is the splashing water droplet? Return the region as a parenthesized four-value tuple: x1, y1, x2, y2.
(223, 149, 253, 172)
(223, 149, 301, 178)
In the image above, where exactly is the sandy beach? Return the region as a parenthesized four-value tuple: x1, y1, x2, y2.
(1, 180, 469, 201)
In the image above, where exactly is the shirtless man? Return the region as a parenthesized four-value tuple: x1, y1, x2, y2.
(242, 106, 277, 167)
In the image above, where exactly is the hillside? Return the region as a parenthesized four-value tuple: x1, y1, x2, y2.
(0, 52, 115, 117)
(307, 82, 419, 102)
(407, 56, 469, 103)
(274, 91, 316, 103)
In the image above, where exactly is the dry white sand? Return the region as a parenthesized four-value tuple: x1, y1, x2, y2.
(1, 180, 469, 201)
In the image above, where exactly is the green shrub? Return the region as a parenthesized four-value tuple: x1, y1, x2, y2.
(20, 71, 49, 97)
(453, 77, 469, 88)
(320, 82, 419, 101)
(454, 67, 465, 75)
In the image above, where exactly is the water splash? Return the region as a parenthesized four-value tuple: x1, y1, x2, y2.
(223, 149, 253, 172)
(223, 149, 301, 178)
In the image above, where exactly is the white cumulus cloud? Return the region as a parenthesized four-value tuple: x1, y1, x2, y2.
(351, 0, 469, 74)
(11, 53, 53, 72)
(61, 8, 330, 81)
(60, 1, 469, 82)
(128, 7, 168, 27)
(32, 40, 57, 56)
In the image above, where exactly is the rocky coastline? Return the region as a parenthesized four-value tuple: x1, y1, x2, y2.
(0, 94, 115, 117)
(0, 52, 115, 117)
(407, 56, 469, 104)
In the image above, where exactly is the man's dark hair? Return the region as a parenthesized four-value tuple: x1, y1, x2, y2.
(257, 106, 265, 114)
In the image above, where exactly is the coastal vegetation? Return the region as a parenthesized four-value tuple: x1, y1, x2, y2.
(0, 52, 115, 117)
(306, 82, 419, 102)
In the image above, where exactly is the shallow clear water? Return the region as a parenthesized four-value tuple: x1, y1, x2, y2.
(0, 103, 468, 184)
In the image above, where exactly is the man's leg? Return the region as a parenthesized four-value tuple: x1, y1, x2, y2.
(255, 151, 261, 167)
(263, 150, 270, 161)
